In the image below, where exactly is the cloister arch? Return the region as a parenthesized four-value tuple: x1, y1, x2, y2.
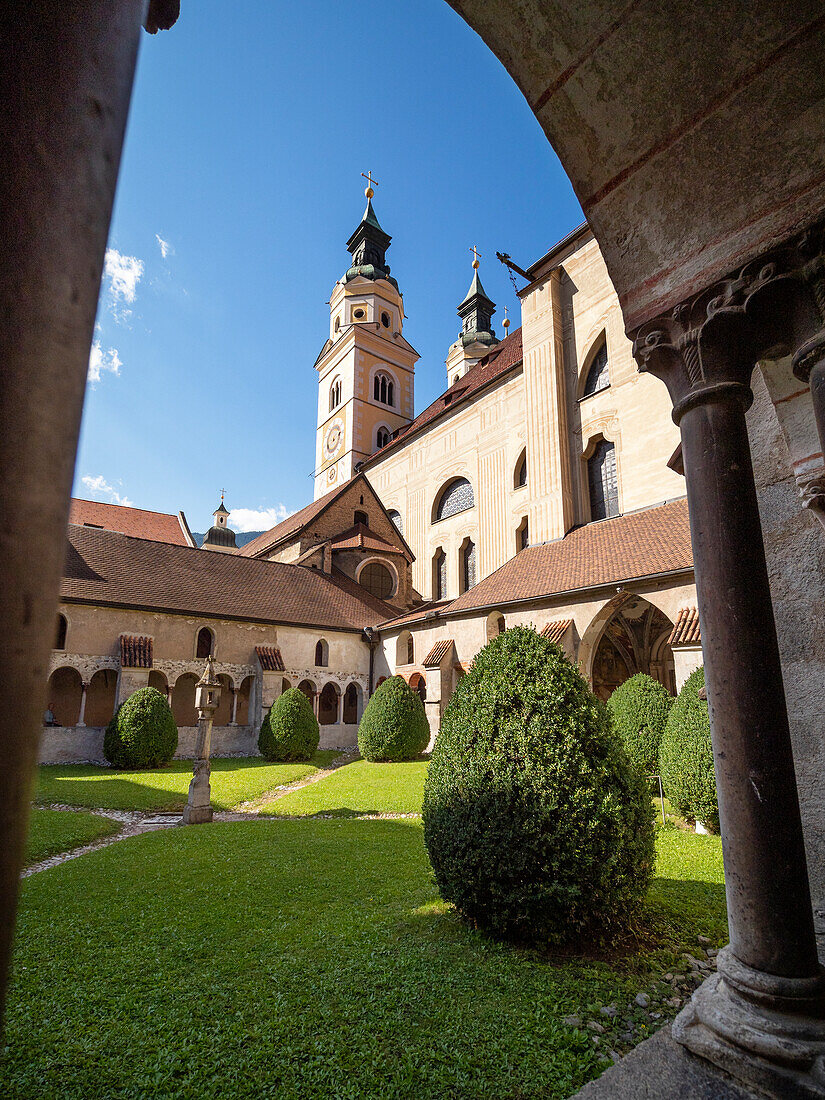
(486, 611, 505, 641)
(409, 671, 427, 704)
(84, 669, 117, 727)
(236, 675, 254, 725)
(579, 592, 676, 702)
(318, 682, 339, 726)
(214, 674, 234, 726)
(148, 669, 168, 699)
(47, 667, 82, 727)
(343, 682, 362, 724)
(171, 673, 198, 727)
(297, 679, 317, 711)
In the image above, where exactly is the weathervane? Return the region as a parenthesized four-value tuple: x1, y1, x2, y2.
(361, 170, 378, 199)
(470, 245, 481, 269)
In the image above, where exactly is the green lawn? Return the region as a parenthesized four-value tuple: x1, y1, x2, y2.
(24, 808, 120, 866)
(34, 752, 338, 813)
(3, 822, 727, 1100)
(266, 757, 429, 816)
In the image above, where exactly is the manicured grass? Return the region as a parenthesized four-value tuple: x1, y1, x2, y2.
(34, 752, 339, 813)
(24, 809, 120, 866)
(267, 757, 429, 816)
(2, 822, 727, 1100)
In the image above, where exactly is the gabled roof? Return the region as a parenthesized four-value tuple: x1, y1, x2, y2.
(329, 523, 410, 558)
(69, 498, 191, 546)
(61, 525, 394, 632)
(363, 327, 523, 464)
(238, 478, 355, 558)
(440, 498, 692, 616)
(423, 639, 455, 668)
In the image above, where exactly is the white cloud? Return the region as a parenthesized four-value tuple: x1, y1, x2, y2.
(155, 234, 172, 259)
(87, 339, 122, 384)
(81, 475, 133, 507)
(229, 505, 293, 533)
(103, 248, 144, 321)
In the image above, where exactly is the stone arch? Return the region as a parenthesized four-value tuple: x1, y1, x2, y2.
(236, 675, 254, 725)
(214, 673, 234, 726)
(409, 671, 427, 704)
(84, 668, 117, 727)
(318, 681, 339, 726)
(343, 681, 361, 724)
(47, 666, 82, 727)
(580, 592, 676, 702)
(172, 672, 198, 727)
(396, 630, 414, 666)
(195, 626, 214, 659)
(148, 669, 168, 700)
(298, 679, 317, 711)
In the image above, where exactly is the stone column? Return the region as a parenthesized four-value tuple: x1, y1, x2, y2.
(230, 687, 238, 726)
(632, 244, 825, 1097)
(183, 657, 220, 826)
(336, 689, 344, 725)
(76, 683, 89, 729)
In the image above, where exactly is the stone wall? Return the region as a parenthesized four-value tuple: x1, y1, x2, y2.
(40, 723, 258, 764)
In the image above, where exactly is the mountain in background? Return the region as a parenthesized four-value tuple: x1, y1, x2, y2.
(190, 530, 265, 549)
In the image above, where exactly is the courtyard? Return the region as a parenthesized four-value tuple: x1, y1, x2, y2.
(4, 756, 726, 1099)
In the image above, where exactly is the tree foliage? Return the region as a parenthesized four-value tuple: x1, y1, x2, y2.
(358, 676, 430, 762)
(659, 666, 718, 831)
(607, 673, 673, 776)
(104, 687, 178, 769)
(259, 688, 320, 762)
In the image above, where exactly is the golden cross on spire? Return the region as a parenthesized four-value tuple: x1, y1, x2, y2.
(470, 245, 481, 269)
(219, 487, 227, 503)
(361, 170, 378, 199)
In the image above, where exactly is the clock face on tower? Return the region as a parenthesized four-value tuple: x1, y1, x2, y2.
(324, 416, 344, 460)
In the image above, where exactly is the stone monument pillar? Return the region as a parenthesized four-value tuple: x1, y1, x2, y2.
(182, 656, 221, 825)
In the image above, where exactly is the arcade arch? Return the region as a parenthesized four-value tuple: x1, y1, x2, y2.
(579, 593, 676, 702)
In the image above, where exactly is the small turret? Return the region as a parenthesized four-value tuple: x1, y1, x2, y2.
(446, 247, 497, 386)
(202, 492, 237, 554)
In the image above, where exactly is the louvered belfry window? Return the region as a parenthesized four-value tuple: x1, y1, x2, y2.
(588, 439, 619, 520)
(462, 540, 476, 592)
(435, 477, 474, 521)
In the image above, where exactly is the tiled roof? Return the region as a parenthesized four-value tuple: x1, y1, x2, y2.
(70, 498, 190, 546)
(446, 498, 692, 614)
(62, 525, 394, 632)
(377, 601, 451, 631)
(365, 328, 523, 462)
(541, 619, 573, 644)
(668, 606, 701, 647)
(120, 634, 153, 668)
(255, 646, 285, 671)
(238, 479, 354, 558)
(423, 639, 454, 668)
(329, 523, 407, 556)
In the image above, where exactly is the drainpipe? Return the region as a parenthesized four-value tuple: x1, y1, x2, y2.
(363, 627, 377, 696)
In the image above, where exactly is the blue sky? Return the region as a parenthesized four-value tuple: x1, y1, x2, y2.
(76, 0, 582, 533)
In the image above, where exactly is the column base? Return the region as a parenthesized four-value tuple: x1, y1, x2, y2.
(181, 804, 212, 825)
(674, 947, 825, 1099)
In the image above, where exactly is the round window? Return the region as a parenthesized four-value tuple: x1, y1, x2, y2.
(359, 562, 395, 600)
(353, 308, 365, 320)
(381, 311, 390, 328)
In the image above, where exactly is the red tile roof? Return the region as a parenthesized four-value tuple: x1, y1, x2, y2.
(255, 646, 285, 671)
(329, 523, 407, 556)
(376, 601, 452, 630)
(70, 498, 190, 546)
(423, 639, 454, 668)
(238, 479, 354, 558)
(668, 606, 701, 646)
(120, 634, 153, 668)
(62, 525, 394, 632)
(445, 498, 692, 614)
(364, 328, 523, 463)
(541, 619, 573, 644)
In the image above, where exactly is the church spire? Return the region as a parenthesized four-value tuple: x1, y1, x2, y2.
(457, 246, 496, 348)
(344, 172, 398, 290)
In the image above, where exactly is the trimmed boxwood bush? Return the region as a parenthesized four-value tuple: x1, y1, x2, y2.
(423, 626, 655, 946)
(607, 673, 673, 777)
(358, 676, 430, 762)
(659, 666, 718, 831)
(104, 686, 178, 769)
(259, 687, 320, 762)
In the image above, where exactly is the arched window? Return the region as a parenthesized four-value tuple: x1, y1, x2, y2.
(358, 561, 395, 600)
(354, 509, 368, 527)
(373, 371, 395, 407)
(516, 516, 529, 552)
(433, 549, 447, 601)
(387, 509, 403, 535)
(514, 449, 527, 488)
(588, 439, 619, 520)
(582, 341, 610, 398)
(54, 613, 67, 650)
(329, 377, 341, 411)
(334, 315, 341, 333)
(486, 612, 505, 641)
(434, 477, 474, 521)
(315, 639, 329, 667)
(397, 631, 414, 666)
(196, 627, 213, 658)
(460, 539, 476, 593)
(381, 311, 391, 328)
(452, 374, 460, 385)
(376, 426, 390, 450)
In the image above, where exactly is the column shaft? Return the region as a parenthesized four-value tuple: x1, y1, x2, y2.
(680, 393, 819, 977)
(77, 684, 89, 728)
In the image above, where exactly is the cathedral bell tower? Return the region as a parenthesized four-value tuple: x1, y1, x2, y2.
(314, 175, 419, 500)
(445, 247, 497, 387)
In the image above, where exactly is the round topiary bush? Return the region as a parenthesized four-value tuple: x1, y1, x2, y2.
(258, 687, 320, 762)
(423, 626, 655, 946)
(104, 686, 178, 769)
(358, 676, 430, 762)
(607, 673, 674, 777)
(659, 666, 718, 831)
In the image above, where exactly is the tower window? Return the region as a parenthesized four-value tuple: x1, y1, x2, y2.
(381, 311, 390, 328)
(373, 371, 395, 407)
(353, 308, 365, 320)
(588, 439, 619, 520)
(329, 377, 342, 411)
(376, 426, 390, 450)
(334, 316, 340, 333)
(582, 342, 610, 398)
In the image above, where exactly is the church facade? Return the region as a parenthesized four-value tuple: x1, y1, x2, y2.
(44, 199, 703, 761)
